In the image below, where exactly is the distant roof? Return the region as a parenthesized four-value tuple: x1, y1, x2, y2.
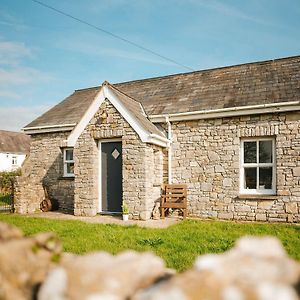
(0, 130, 31, 154)
(24, 55, 300, 129)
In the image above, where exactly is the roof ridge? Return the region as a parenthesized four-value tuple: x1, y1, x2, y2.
(73, 55, 300, 92)
(107, 82, 143, 105)
(106, 82, 149, 117)
(113, 54, 300, 85)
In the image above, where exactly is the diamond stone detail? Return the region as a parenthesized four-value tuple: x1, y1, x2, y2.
(111, 148, 120, 159)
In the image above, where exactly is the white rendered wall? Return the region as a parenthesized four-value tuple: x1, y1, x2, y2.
(0, 152, 26, 172)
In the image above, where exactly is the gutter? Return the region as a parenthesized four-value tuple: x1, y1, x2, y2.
(22, 123, 76, 134)
(166, 116, 172, 184)
(149, 101, 300, 123)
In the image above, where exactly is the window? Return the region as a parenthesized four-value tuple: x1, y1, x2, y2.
(63, 148, 74, 177)
(12, 156, 17, 166)
(240, 138, 275, 195)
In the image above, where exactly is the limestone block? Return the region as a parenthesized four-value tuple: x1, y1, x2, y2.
(256, 213, 267, 221)
(135, 237, 300, 300)
(215, 165, 225, 173)
(44, 251, 168, 300)
(218, 212, 233, 220)
(285, 202, 298, 214)
(140, 210, 152, 221)
(0, 223, 61, 300)
(201, 182, 212, 192)
(292, 167, 300, 177)
(258, 201, 274, 210)
(208, 151, 220, 161)
(223, 178, 232, 187)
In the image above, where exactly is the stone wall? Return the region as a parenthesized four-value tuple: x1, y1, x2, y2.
(1, 222, 299, 300)
(14, 132, 74, 214)
(170, 111, 300, 222)
(74, 100, 164, 219)
(14, 101, 300, 222)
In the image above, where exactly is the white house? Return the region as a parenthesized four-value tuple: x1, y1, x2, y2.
(0, 130, 30, 172)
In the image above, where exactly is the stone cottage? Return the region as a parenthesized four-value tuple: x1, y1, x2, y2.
(16, 55, 300, 222)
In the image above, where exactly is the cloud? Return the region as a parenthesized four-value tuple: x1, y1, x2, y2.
(61, 40, 174, 66)
(0, 10, 29, 31)
(0, 67, 52, 86)
(0, 40, 52, 100)
(0, 105, 51, 131)
(0, 41, 33, 65)
(187, 0, 276, 27)
(0, 91, 21, 100)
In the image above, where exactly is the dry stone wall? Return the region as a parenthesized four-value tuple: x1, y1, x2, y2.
(1, 221, 299, 300)
(170, 111, 300, 222)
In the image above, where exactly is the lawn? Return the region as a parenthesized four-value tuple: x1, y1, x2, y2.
(0, 214, 299, 271)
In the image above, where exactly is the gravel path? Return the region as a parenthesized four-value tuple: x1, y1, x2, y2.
(27, 211, 181, 228)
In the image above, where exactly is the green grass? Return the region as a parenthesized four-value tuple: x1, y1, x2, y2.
(0, 214, 299, 271)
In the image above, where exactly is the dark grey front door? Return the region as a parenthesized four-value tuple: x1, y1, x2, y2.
(101, 142, 122, 213)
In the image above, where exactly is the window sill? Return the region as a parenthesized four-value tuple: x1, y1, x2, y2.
(58, 176, 75, 180)
(236, 194, 277, 200)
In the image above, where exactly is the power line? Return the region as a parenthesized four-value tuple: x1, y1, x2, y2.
(30, 0, 194, 71)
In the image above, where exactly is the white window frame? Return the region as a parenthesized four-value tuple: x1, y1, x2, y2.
(63, 148, 75, 177)
(240, 137, 276, 195)
(12, 156, 17, 166)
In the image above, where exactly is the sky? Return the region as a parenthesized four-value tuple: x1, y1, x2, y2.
(0, 0, 300, 131)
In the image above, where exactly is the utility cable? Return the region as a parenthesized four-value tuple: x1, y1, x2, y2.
(30, 0, 194, 71)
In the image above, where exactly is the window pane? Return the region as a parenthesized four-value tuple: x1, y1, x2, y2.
(66, 149, 73, 161)
(259, 141, 272, 163)
(244, 142, 257, 163)
(67, 163, 74, 174)
(244, 167, 257, 189)
(259, 167, 272, 189)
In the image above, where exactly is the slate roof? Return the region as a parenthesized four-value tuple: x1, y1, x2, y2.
(24, 55, 300, 129)
(0, 130, 31, 154)
(107, 83, 165, 137)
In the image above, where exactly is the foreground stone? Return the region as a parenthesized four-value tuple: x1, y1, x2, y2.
(134, 236, 300, 300)
(0, 222, 299, 300)
(0, 226, 61, 300)
(39, 251, 170, 300)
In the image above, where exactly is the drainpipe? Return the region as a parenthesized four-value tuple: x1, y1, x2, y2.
(166, 116, 172, 184)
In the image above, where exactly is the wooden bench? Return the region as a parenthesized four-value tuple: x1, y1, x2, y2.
(161, 184, 187, 219)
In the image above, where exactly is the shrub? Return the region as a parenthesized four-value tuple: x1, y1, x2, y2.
(0, 169, 21, 191)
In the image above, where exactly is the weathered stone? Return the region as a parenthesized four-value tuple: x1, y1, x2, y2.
(285, 202, 298, 214)
(201, 182, 212, 192)
(292, 167, 300, 177)
(218, 212, 233, 220)
(223, 178, 232, 187)
(135, 237, 300, 300)
(1, 225, 299, 300)
(258, 201, 274, 209)
(256, 213, 267, 222)
(0, 222, 61, 300)
(15, 102, 300, 223)
(152, 202, 160, 220)
(140, 210, 152, 221)
(215, 165, 225, 173)
(44, 251, 169, 300)
(0, 222, 23, 241)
